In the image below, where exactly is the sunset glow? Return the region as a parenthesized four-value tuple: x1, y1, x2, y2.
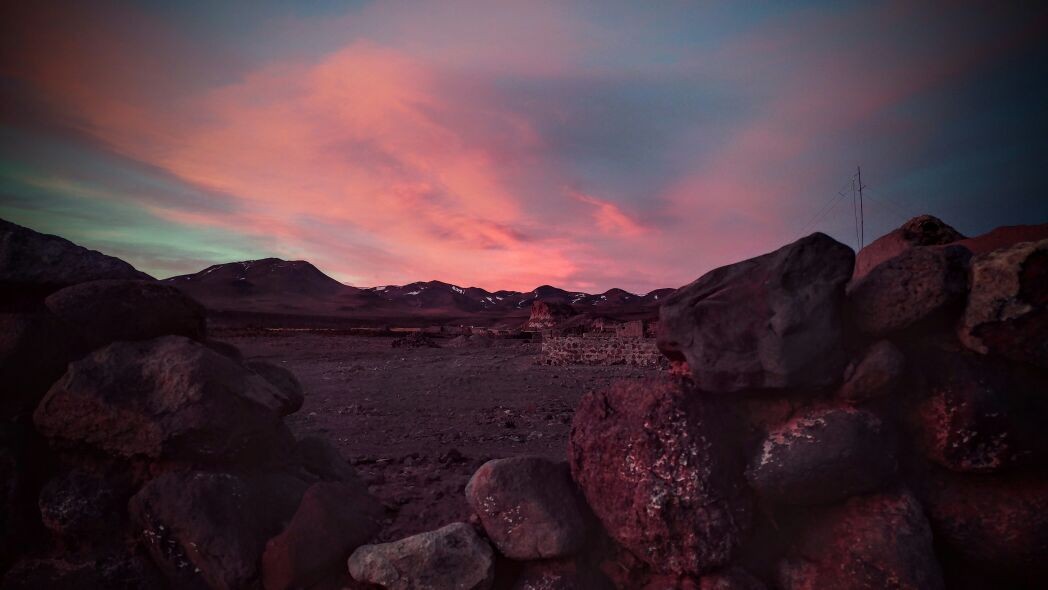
(2, 1, 1046, 292)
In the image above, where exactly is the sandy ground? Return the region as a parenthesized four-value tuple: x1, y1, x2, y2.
(220, 331, 655, 541)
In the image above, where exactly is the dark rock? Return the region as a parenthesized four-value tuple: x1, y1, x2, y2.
(295, 435, 362, 483)
(347, 522, 495, 590)
(919, 470, 1048, 585)
(44, 280, 206, 351)
(0, 218, 152, 306)
(958, 238, 1048, 369)
(128, 470, 307, 590)
(569, 379, 751, 574)
(746, 406, 896, 505)
(1, 550, 164, 590)
(846, 244, 972, 336)
(910, 346, 1046, 473)
(261, 481, 383, 590)
(0, 312, 82, 420)
(776, 491, 943, 590)
(34, 336, 293, 464)
(658, 233, 853, 393)
(698, 567, 766, 590)
(466, 456, 590, 560)
(853, 215, 964, 280)
(835, 340, 905, 403)
(510, 559, 613, 590)
(955, 223, 1048, 255)
(247, 360, 305, 416)
(1, 423, 52, 570)
(38, 469, 130, 545)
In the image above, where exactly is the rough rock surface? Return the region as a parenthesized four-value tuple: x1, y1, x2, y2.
(247, 360, 305, 416)
(0, 218, 152, 292)
(919, 470, 1048, 582)
(295, 435, 363, 483)
(261, 480, 383, 590)
(846, 244, 972, 336)
(38, 469, 130, 544)
(836, 340, 905, 403)
(658, 233, 854, 393)
(391, 332, 440, 348)
(466, 456, 590, 560)
(128, 470, 306, 590)
(510, 559, 613, 590)
(958, 238, 1047, 369)
(1, 550, 163, 590)
(347, 522, 495, 590)
(910, 346, 1045, 473)
(34, 336, 292, 463)
(569, 379, 751, 574)
(776, 492, 944, 590)
(44, 280, 206, 351)
(853, 215, 964, 280)
(746, 406, 896, 505)
(698, 567, 767, 590)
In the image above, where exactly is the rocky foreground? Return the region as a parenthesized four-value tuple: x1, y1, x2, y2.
(1, 215, 1047, 589)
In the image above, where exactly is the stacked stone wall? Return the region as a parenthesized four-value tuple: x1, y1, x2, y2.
(540, 335, 666, 368)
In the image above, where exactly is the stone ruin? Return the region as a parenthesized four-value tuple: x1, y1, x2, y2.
(2, 215, 1048, 589)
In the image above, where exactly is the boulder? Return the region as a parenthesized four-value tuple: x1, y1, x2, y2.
(776, 491, 943, 590)
(910, 346, 1046, 473)
(569, 380, 751, 574)
(261, 481, 383, 590)
(128, 470, 307, 590)
(0, 312, 82, 420)
(247, 361, 305, 416)
(918, 470, 1048, 584)
(955, 223, 1048, 255)
(835, 340, 905, 403)
(846, 244, 972, 336)
(44, 280, 206, 351)
(347, 522, 495, 590)
(746, 406, 896, 505)
(658, 233, 853, 393)
(958, 238, 1047, 369)
(853, 215, 964, 280)
(510, 559, 613, 590)
(38, 469, 130, 544)
(34, 336, 293, 464)
(466, 456, 590, 560)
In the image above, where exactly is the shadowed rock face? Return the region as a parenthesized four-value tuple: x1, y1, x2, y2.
(746, 406, 897, 505)
(347, 522, 495, 590)
(569, 379, 752, 575)
(466, 456, 591, 561)
(0, 219, 151, 299)
(853, 215, 965, 280)
(45, 279, 206, 351)
(658, 232, 854, 393)
(34, 336, 293, 464)
(776, 491, 944, 590)
(847, 244, 972, 336)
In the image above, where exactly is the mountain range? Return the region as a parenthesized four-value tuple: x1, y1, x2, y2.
(165, 258, 673, 325)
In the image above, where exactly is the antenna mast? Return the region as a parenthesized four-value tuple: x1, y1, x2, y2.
(856, 166, 865, 249)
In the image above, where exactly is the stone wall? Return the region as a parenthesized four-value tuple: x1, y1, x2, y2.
(540, 335, 666, 368)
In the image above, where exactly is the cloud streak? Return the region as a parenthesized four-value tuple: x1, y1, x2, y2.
(1, 1, 1045, 292)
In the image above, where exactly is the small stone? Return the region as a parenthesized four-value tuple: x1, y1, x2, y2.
(347, 522, 495, 590)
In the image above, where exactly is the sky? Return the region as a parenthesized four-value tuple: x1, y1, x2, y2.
(1, 1, 1046, 293)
